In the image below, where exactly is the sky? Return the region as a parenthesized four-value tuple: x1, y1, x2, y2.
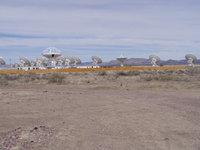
(0, 0, 200, 63)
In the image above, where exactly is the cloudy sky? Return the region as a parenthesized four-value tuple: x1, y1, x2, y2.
(0, 0, 200, 62)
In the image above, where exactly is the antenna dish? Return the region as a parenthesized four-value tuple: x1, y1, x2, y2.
(64, 56, 75, 66)
(56, 56, 65, 66)
(149, 55, 160, 66)
(185, 54, 197, 67)
(13, 63, 20, 68)
(117, 54, 127, 67)
(91, 56, 102, 66)
(36, 57, 47, 67)
(19, 56, 31, 67)
(42, 47, 61, 68)
(0, 57, 6, 65)
(72, 56, 81, 65)
(42, 47, 61, 59)
(30, 60, 36, 67)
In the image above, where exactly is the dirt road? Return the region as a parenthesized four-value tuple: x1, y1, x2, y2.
(0, 83, 200, 150)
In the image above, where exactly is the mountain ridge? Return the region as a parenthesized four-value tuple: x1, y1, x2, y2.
(99, 58, 200, 67)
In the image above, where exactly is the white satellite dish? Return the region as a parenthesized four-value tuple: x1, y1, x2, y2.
(13, 63, 20, 68)
(185, 54, 197, 67)
(72, 56, 81, 66)
(64, 56, 75, 66)
(117, 54, 127, 67)
(149, 55, 160, 66)
(42, 47, 61, 67)
(0, 57, 6, 65)
(42, 47, 61, 59)
(56, 56, 65, 66)
(19, 56, 31, 67)
(91, 56, 102, 66)
(30, 60, 36, 67)
(36, 57, 47, 67)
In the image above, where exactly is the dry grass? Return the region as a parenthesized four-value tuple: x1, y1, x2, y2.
(98, 71, 107, 76)
(47, 73, 65, 84)
(186, 66, 200, 75)
(0, 65, 186, 74)
(140, 74, 177, 81)
(0, 78, 8, 85)
(0, 67, 199, 88)
(115, 70, 140, 76)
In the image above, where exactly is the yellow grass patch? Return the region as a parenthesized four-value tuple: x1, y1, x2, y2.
(0, 65, 186, 74)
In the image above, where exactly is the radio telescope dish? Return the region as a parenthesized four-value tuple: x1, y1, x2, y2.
(149, 55, 160, 66)
(36, 57, 47, 67)
(42, 47, 61, 59)
(91, 56, 102, 66)
(64, 56, 75, 66)
(117, 54, 127, 67)
(42, 47, 61, 67)
(72, 56, 81, 65)
(0, 57, 6, 65)
(56, 56, 65, 66)
(19, 56, 31, 67)
(30, 60, 36, 67)
(185, 54, 197, 67)
(13, 63, 20, 68)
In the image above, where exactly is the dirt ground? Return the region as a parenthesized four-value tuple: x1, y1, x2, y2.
(0, 74, 200, 150)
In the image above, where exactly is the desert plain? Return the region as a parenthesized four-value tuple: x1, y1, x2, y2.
(0, 68, 200, 150)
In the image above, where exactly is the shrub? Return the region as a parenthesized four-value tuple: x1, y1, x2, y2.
(23, 73, 38, 82)
(140, 74, 174, 81)
(140, 75, 153, 81)
(158, 74, 173, 81)
(48, 73, 65, 84)
(129, 71, 140, 76)
(98, 71, 107, 76)
(116, 71, 128, 76)
(3, 74, 21, 80)
(186, 67, 200, 75)
(116, 71, 140, 76)
(0, 79, 8, 85)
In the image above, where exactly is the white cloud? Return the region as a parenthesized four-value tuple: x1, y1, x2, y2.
(0, 37, 199, 47)
(0, 0, 200, 61)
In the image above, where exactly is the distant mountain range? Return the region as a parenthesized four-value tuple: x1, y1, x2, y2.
(98, 58, 200, 67)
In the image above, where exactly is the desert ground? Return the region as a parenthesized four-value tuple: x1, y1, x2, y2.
(0, 68, 200, 150)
